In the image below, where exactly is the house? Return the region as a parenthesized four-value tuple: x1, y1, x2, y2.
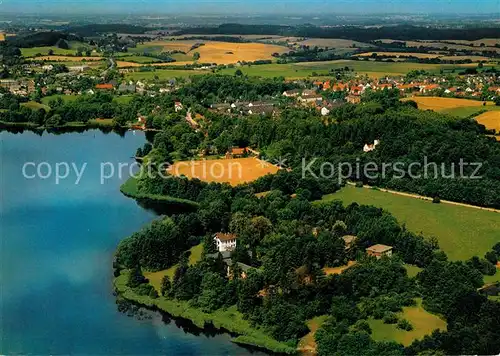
(299, 95, 323, 104)
(68, 65, 91, 73)
(420, 84, 440, 93)
(282, 89, 301, 97)
(248, 104, 275, 116)
(206, 251, 252, 279)
(225, 147, 247, 159)
(95, 83, 114, 90)
(118, 83, 136, 93)
(174, 101, 184, 112)
(363, 139, 380, 153)
(214, 232, 237, 252)
(321, 107, 330, 116)
(342, 235, 358, 250)
(42, 64, 54, 71)
(210, 103, 231, 111)
(366, 244, 393, 259)
(346, 94, 361, 104)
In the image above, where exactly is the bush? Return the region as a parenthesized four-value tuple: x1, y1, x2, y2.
(432, 196, 441, 204)
(383, 312, 399, 324)
(134, 283, 156, 297)
(397, 319, 413, 331)
(355, 181, 364, 188)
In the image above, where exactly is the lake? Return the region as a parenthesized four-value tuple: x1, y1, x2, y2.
(0, 129, 259, 355)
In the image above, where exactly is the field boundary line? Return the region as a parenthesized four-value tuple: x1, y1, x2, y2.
(346, 182, 500, 213)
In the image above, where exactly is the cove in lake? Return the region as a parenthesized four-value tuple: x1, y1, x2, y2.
(0, 129, 263, 355)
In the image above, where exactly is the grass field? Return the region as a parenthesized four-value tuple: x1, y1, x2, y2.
(124, 69, 205, 80)
(21, 46, 76, 57)
(440, 105, 500, 118)
(144, 244, 203, 292)
(29, 55, 104, 62)
(41, 94, 80, 106)
(20, 101, 50, 111)
(475, 111, 500, 133)
(320, 185, 500, 261)
(116, 55, 162, 63)
(368, 299, 446, 346)
(357, 52, 441, 59)
(167, 157, 280, 186)
(218, 60, 488, 79)
(356, 52, 491, 62)
(296, 38, 373, 49)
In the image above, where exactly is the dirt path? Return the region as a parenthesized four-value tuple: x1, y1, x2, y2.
(346, 182, 500, 213)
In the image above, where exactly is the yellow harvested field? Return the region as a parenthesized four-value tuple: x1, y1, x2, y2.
(29, 56, 103, 61)
(116, 61, 142, 67)
(0, 33, 5, 41)
(142, 40, 288, 64)
(476, 111, 500, 133)
(404, 97, 494, 111)
(357, 52, 440, 59)
(167, 157, 280, 186)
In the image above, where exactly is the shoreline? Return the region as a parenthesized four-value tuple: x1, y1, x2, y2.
(120, 177, 200, 210)
(113, 272, 296, 355)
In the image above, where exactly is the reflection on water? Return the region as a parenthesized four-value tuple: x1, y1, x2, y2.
(0, 129, 262, 355)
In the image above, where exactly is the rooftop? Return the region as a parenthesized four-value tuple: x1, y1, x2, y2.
(215, 232, 237, 242)
(366, 244, 393, 253)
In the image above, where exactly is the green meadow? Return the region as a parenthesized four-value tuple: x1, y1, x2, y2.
(368, 299, 446, 346)
(321, 185, 500, 261)
(442, 105, 500, 118)
(124, 69, 208, 81)
(218, 60, 494, 78)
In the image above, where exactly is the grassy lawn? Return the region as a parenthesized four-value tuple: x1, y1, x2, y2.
(483, 271, 500, 284)
(21, 46, 75, 57)
(368, 298, 446, 346)
(441, 105, 500, 118)
(41, 94, 80, 106)
(116, 55, 163, 63)
(20, 101, 50, 111)
(113, 96, 134, 104)
(320, 185, 500, 261)
(89, 118, 114, 126)
(404, 264, 423, 278)
(144, 243, 203, 292)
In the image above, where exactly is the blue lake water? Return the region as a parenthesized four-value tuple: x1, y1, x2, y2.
(0, 129, 258, 355)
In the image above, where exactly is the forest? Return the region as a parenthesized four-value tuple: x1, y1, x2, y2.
(116, 168, 500, 355)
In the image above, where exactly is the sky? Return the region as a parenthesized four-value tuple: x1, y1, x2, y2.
(2, 0, 499, 15)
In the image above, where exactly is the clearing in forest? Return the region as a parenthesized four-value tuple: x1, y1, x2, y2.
(368, 299, 446, 346)
(167, 157, 280, 186)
